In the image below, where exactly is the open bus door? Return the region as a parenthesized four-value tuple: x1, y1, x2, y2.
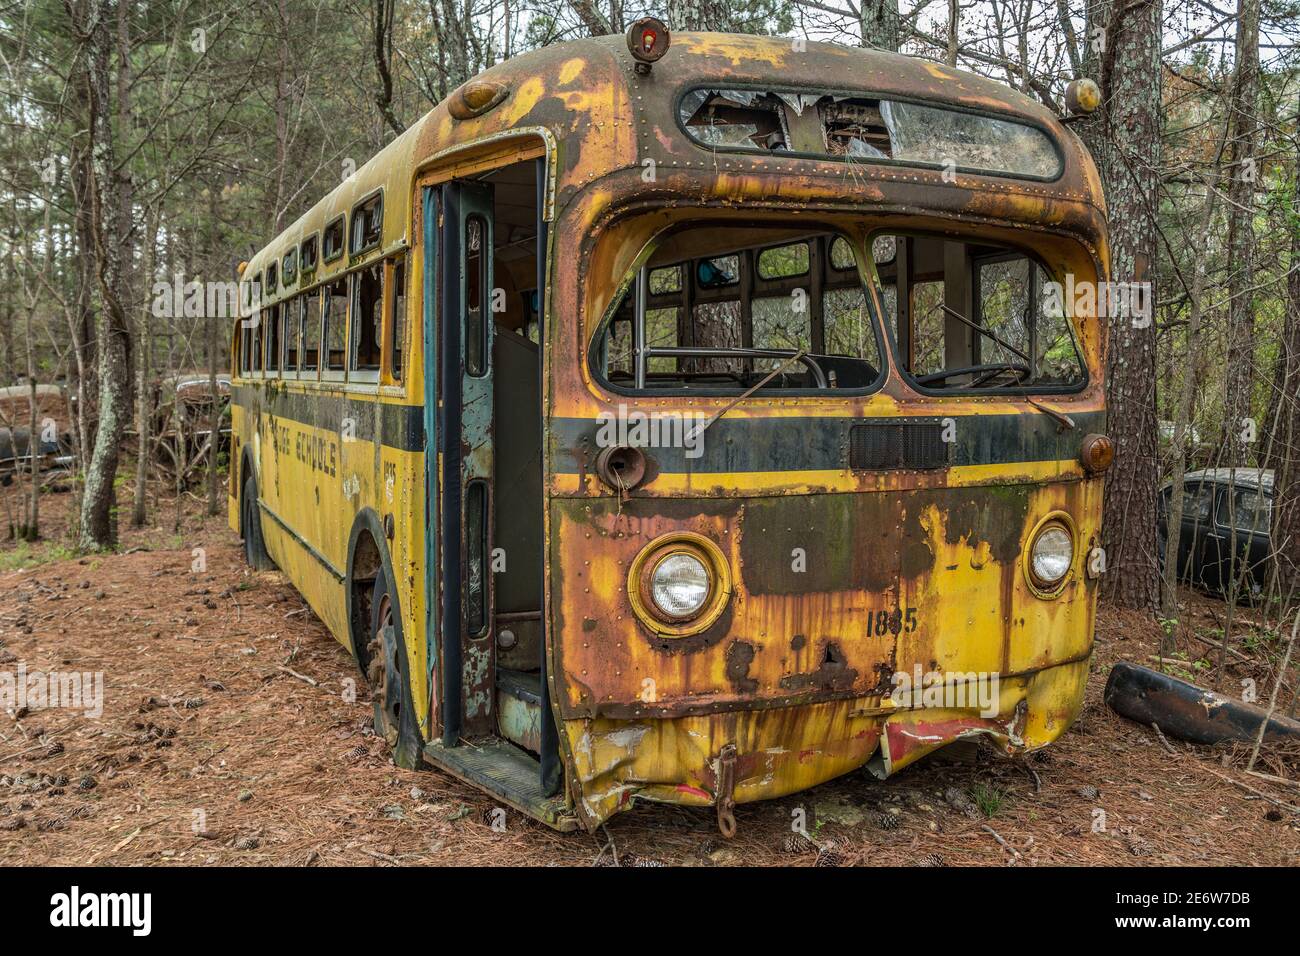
(421, 171, 571, 827)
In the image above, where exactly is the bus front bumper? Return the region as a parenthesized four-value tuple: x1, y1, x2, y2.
(561, 655, 1089, 830)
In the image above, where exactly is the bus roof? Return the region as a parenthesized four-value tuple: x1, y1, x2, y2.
(243, 32, 1106, 302)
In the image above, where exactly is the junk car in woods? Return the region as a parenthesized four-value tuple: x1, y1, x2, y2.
(228, 24, 1113, 834)
(147, 373, 232, 483)
(0, 384, 75, 484)
(1158, 468, 1273, 597)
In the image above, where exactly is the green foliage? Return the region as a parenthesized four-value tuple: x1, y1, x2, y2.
(0, 540, 75, 572)
(970, 782, 1006, 818)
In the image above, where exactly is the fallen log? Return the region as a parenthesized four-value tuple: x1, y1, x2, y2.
(1104, 662, 1300, 746)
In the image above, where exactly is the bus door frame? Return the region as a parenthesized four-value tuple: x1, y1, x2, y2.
(417, 135, 561, 793)
(430, 178, 497, 745)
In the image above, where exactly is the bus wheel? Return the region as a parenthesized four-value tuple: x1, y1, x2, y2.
(241, 476, 274, 571)
(365, 565, 421, 769)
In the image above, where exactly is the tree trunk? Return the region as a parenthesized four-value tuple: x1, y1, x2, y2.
(1268, 131, 1300, 595)
(946, 0, 959, 66)
(1161, 166, 1224, 623)
(205, 188, 224, 517)
(75, 0, 134, 552)
(1222, 0, 1261, 464)
(1090, 0, 1163, 610)
(859, 0, 900, 51)
(666, 0, 738, 31)
(372, 0, 405, 137)
(132, 208, 159, 528)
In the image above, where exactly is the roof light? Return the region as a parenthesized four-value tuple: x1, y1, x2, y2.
(1065, 78, 1100, 116)
(627, 17, 670, 74)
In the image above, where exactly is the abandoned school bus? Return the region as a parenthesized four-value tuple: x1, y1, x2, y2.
(229, 24, 1114, 834)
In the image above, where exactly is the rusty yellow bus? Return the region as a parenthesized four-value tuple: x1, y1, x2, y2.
(229, 24, 1113, 835)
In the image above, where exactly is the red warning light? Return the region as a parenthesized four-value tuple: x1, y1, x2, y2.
(627, 17, 670, 73)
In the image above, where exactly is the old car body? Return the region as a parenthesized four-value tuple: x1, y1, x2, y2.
(1158, 468, 1273, 595)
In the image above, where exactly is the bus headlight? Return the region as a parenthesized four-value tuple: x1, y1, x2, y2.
(629, 533, 732, 636)
(650, 552, 711, 620)
(1029, 523, 1074, 589)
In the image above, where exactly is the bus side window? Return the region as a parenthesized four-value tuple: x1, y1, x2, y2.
(350, 263, 383, 375)
(283, 296, 299, 372)
(385, 256, 406, 383)
(265, 303, 280, 375)
(251, 310, 264, 375)
(302, 290, 322, 374)
(465, 216, 487, 376)
(323, 277, 348, 373)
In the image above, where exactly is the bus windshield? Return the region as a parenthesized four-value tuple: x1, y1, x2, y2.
(594, 224, 884, 393)
(870, 232, 1087, 392)
(594, 223, 1087, 394)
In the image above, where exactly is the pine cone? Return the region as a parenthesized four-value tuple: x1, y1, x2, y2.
(876, 811, 900, 830)
(814, 846, 845, 867)
(915, 852, 945, 867)
(1077, 784, 1100, 800)
(783, 831, 817, 854)
(1127, 837, 1154, 858)
(943, 786, 979, 818)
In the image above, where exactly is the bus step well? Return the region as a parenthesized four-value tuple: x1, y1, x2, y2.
(496, 668, 544, 754)
(422, 736, 579, 832)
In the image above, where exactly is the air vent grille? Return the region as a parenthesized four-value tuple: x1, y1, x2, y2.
(848, 421, 949, 471)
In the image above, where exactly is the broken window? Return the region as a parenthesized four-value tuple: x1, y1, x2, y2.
(323, 216, 345, 262)
(300, 234, 319, 273)
(680, 88, 1061, 179)
(350, 263, 383, 374)
(595, 224, 883, 393)
(871, 232, 1086, 391)
(323, 276, 348, 374)
(350, 192, 383, 256)
(880, 100, 1059, 179)
(678, 89, 788, 151)
(301, 293, 321, 373)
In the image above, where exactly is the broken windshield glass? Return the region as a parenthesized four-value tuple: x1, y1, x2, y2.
(679, 88, 1061, 179)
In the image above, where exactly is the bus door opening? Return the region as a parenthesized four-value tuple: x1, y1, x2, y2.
(435, 158, 559, 793)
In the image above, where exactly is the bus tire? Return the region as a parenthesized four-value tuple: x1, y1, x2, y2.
(366, 564, 421, 769)
(241, 475, 274, 571)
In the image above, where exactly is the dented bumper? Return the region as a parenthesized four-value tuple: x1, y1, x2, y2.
(563, 656, 1089, 828)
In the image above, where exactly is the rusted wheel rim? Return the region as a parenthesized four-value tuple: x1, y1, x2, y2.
(366, 590, 400, 747)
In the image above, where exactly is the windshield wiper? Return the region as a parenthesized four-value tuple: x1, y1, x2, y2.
(939, 304, 1030, 364)
(932, 303, 1074, 430)
(690, 350, 813, 442)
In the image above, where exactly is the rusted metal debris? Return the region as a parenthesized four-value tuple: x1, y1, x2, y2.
(1104, 661, 1300, 746)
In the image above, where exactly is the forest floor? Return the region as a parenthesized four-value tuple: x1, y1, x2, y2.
(1, 479, 1298, 867)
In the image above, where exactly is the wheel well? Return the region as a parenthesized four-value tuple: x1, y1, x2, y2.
(349, 530, 383, 669)
(238, 451, 254, 536)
